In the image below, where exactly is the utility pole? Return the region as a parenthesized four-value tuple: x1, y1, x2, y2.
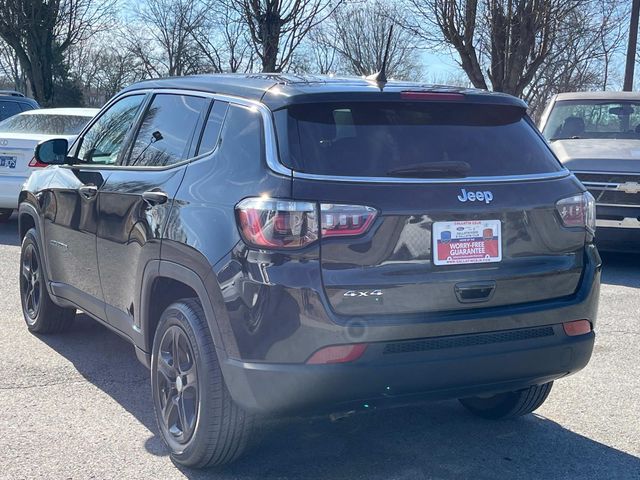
(624, 0, 640, 91)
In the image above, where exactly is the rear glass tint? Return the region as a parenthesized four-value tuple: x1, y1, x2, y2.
(276, 102, 562, 177)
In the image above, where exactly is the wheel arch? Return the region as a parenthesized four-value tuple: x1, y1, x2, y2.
(139, 260, 227, 366)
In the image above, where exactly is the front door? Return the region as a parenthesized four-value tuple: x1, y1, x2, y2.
(44, 93, 147, 318)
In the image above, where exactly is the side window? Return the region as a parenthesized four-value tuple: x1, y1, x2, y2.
(0, 101, 22, 121)
(128, 94, 207, 167)
(214, 104, 264, 178)
(196, 101, 228, 155)
(77, 94, 145, 165)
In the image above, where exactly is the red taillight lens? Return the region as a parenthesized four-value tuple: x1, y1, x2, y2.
(320, 204, 377, 237)
(306, 343, 368, 364)
(235, 198, 318, 249)
(28, 157, 48, 168)
(563, 320, 592, 336)
(236, 198, 378, 249)
(556, 192, 596, 233)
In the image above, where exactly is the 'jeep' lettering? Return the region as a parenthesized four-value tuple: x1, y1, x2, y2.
(457, 188, 493, 204)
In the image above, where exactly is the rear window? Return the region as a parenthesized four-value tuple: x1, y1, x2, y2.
(276, 102, 562, 178)
(0, 113, 92, 135)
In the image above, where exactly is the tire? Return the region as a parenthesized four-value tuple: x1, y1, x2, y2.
(151, 298, 254, 468)
(0, 208, 12, 223)
(19, 228, 75, 333)
(459, 382, 553, 420)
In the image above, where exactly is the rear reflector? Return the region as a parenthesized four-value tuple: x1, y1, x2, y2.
(563, 320, 592, 336)
(306, 343, 368, 364)
(28, 157, 48, 168)
(401, 91, 464, 101)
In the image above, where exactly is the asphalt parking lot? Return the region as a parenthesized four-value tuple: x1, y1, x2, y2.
(0, 215, 638, 480)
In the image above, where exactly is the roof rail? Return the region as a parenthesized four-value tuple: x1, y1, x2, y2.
(0, 90, 25, 97)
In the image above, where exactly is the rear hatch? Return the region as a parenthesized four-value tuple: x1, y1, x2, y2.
(276, 96, 590, 319)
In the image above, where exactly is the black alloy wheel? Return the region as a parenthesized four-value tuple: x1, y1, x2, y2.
(156, 325, 199, 445)
(21, 243, 42, 324)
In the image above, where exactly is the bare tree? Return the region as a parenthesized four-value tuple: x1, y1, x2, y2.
(329, 0, 422, 79)
(191, 2, 256, 73)
(0, 0, 113, 105)
(234, 0, 341, 72)
(129, 0, 208, 77)
(0, 40, 25, 92)
(405, 0, 582, 96)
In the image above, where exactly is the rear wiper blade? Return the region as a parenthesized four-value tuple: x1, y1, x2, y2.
(387, 161, 471, 178)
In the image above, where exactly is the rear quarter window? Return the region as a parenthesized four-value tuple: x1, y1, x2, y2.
(276, 102, 562, 178)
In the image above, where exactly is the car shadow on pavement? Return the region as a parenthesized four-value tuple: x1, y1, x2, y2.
(38, 315, 640, 480)
(0, 216, 19, 246)
(600, 252, 640, 288)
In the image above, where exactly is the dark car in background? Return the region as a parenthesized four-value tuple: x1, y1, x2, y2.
(0, 90, 38, 122)
(18, 74, 600, 468)
(540, 91, 640, 251)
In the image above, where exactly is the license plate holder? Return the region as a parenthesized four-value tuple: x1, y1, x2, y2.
(432, 220, 502, 266)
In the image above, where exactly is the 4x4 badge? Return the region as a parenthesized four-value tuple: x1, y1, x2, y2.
(343, 289, 383, 297)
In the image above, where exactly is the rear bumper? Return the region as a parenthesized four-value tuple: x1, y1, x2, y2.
(219, 245, 600, 416)
(595, 205, 640, 251)
(0, 175, 26, 209)
(221, 328, 594, 416)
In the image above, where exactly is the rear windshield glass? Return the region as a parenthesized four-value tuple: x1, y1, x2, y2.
(542, 100, 640, 141)
(0, 113, 92, 135)
(276, 102, 562, 178)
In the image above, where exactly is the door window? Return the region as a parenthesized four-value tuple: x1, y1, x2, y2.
(0, 101, 22, 121)
(77, 94, 145, 165)
(196, 101, 228, 155)
(127, 94, 207, 167)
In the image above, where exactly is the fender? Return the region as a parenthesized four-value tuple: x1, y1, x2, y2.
(17, 201, 60, 302)
(137, 260, 228, 367)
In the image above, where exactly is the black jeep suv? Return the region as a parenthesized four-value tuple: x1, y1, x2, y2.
(18, 74, 600, 468)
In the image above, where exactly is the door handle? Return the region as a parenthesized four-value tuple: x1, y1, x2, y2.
(454, 281, 496, 304)
(142, 190, 168, 206)
(78, 185, 98, 199)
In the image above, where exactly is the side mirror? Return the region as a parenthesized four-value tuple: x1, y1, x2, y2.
(34, 138, 69, 165)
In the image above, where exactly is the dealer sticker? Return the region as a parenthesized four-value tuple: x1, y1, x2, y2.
(432, 220, 502, 266)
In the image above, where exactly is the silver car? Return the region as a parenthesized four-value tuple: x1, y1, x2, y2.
(540, 91, 640, 251)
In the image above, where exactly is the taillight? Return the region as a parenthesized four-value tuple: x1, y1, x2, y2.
(28, 157, 48, 168)
(556, 192, 595, 233)
(235, 198, 378, 249)
(236, 198, 318, 249)
(320, 204, 377, 237)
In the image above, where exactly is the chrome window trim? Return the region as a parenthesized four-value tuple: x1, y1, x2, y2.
(291, 169, 571, 184)
(574, 170, 640, 176)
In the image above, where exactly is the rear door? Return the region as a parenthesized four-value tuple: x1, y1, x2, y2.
(44, 94, 147, 318)
(281, 99, 588, 319)
(95, 92, 210, 335)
